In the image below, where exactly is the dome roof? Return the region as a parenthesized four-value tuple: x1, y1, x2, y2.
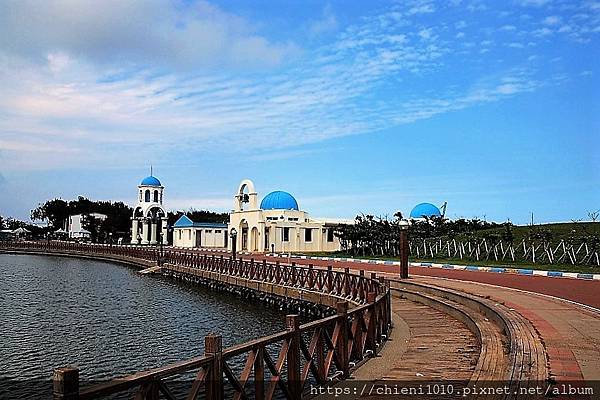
(260, 191, 299, 210)
(140, 176, 161, 186)
(410, 203, 441, 218)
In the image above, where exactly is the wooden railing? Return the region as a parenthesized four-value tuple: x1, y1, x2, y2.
(1, 241, 392, 400)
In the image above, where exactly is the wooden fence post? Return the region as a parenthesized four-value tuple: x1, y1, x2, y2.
(53, 367, 79, 400)
(336, 301, 349, 378)
(254, 347, 265, 400)
(286, 315, 302, 400)
(366, 292, 378, 355)
(205, 334, 223, 400)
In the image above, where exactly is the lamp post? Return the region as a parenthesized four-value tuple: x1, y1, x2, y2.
(230, 228, 238, 260)
(399, 219, 409, 279)
(159, 232, 164, 265)
(108, 232, 113, 247)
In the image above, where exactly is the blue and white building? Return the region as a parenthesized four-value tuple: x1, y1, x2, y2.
(131, 175, 168, 245)
(228, 179, 349, 253)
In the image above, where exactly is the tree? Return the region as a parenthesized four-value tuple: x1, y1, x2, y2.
(31, 199, 70, 228)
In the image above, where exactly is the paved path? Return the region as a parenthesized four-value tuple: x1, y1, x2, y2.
(356, 296, 478, 382)
(407, 275, 600, 383)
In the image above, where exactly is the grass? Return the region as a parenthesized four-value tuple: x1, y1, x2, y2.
(455, 221, 600, 243)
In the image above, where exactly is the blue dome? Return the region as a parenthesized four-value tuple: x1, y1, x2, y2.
(410, 203, 441, 218)
(260, 191, 299, 210)
(140, 176, 161, 186)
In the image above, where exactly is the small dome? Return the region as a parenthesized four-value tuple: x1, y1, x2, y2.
(260, 191, 299, 210)
(140, 176, 161, 186)
(410, 203, 441, 218)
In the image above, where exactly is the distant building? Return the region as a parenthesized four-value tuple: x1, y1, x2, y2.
(172, 215, 228, 248)
(130, 175, 168, 245)
(63, 213, 107, 240)
(409, 202, 443, 219)
(228, 179, 349, 253)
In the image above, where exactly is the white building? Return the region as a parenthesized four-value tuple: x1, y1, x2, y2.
(130, 175, 168, 245)
(63, 213, 107, 240)
(228, 179, 348, 254)
(172, 215, 228, 248)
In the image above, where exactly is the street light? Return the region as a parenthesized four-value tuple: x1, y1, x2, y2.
(399, 219, 409, 279)
(229, 228, 238, 260)
(108, 232, 113, 247)
(159, 231, 164, 264)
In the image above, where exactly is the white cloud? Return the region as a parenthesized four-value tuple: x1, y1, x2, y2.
(543, 15, 561, 25)
(418, 28, 435, 40)
(533, 27, 553, 36)
(455, 20, 468, 29)
(407, 3, 436, 15)
(308, 5, 338, 37)
(0, 1, 587, 172)
(0, 0, 294, 70)
(516, 0, 551, 7)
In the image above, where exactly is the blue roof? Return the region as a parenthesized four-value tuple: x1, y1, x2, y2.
(260, 191, 299, 210)
(410, 203, 442, 218)
(140, 176, 161, 186)
(174, 215, 227, 229)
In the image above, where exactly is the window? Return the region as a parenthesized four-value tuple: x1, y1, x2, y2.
(288, 217, 298, 221)
(215, 230, 221, 233)
(139, 190, 142, 202)
(282, 227, 290, 242)
(206, 230, 212, 233)
(145, 190, 150, 202)
(327, 228, 334, 242)
(188, 230, 191, 240)
(153, 190, 159, 202)
(178, 231, 182, 240)
(266, 216, 278, 221)
(304, 228, 312, 242)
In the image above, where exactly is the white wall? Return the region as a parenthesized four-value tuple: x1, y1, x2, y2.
(173, 227, 227, 248)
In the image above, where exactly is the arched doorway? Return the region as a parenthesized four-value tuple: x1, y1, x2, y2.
(240, 220, 249, 251)
(251, 227, 259, 252)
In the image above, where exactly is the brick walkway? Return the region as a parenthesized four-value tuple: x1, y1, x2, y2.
(401, 276, 600, 383)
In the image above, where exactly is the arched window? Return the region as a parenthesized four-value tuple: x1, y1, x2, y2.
(153, 190, 159, 202)
(145, 190, 150, 202)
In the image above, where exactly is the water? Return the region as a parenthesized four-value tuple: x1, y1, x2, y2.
(0, 254, 289, 398)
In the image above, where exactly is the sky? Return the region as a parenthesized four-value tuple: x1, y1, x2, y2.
(0, 0, 598, 224)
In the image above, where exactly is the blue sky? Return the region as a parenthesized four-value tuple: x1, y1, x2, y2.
(0, 0, 598, 224)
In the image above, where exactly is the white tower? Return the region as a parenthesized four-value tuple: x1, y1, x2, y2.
(131, 174, 168, 245)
